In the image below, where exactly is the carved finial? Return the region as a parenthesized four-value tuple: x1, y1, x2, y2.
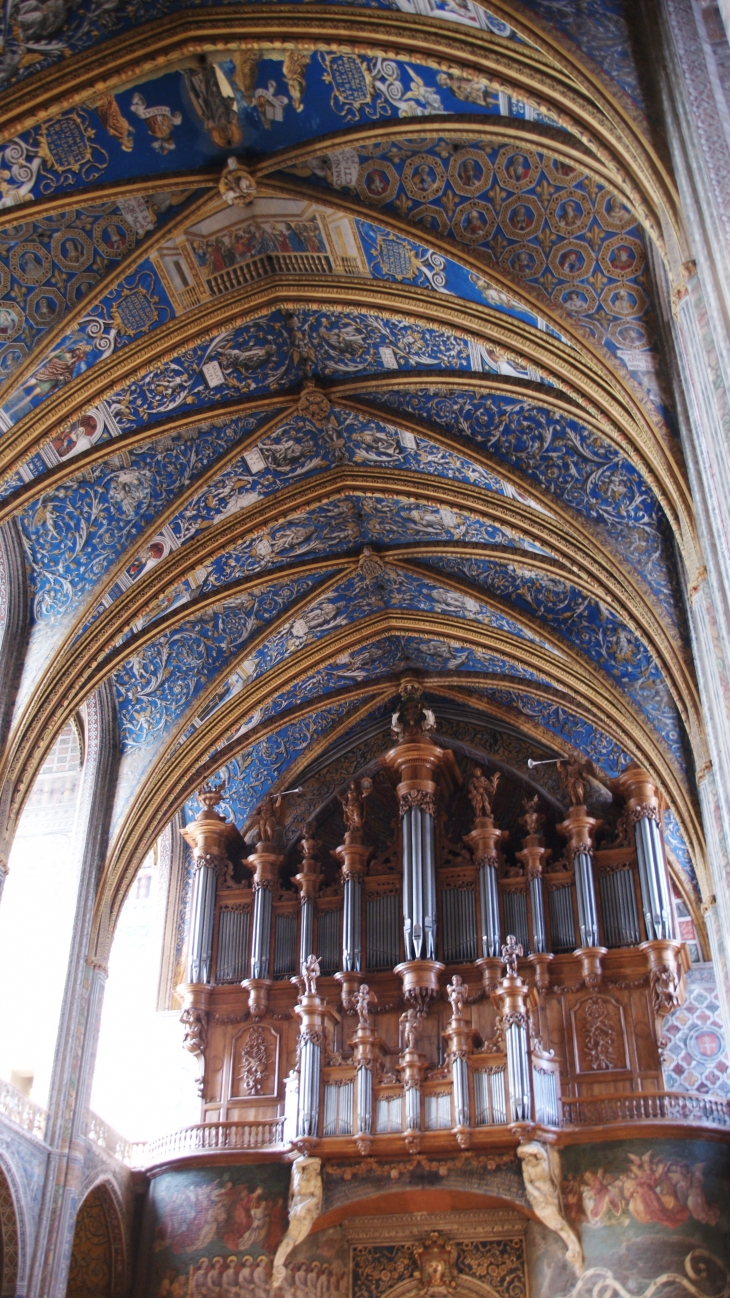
(198, 781, 226, 813)
(502, 934, 523, 976)
(301, 954, 321, 996)
(521, 794, 544, 836)
(219, 156, 257, 206)
(558, 758, 594, 808)
(299, 821, 320, 862)
(468, 765, 500, 820)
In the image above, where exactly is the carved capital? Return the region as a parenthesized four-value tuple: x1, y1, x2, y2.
(399, 788, 437, 817)
(628, 803, 661, 825)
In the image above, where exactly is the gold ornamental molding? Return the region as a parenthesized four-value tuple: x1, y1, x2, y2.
(0, 172, 218, 233)
(0, 10, 679, 238)
(0, 275, 694, 553)
(1, 456, 698, 815)
(90, 613, 703, 953)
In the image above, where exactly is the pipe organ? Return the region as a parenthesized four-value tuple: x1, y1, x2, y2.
(177, 680, 691, 1150)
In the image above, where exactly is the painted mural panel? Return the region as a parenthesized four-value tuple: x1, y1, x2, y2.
(143, 1163, 290, 1297)
(529, 1138, 730, 1298)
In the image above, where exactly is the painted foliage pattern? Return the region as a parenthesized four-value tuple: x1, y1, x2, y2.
(361, 386, 684, 632)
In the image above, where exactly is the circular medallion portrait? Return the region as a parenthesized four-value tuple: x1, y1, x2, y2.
(601, 283, 647, 318)
(0, 301, 23, 342)
(93, 215, 133, 257)
(599, 235, 645, 279)
(11, 241, 51, 285)
(552, 284, 597, 315)
(500, 242, 545, 278)
(413, 205, 448, 237)
(548, 241, 594, 281)
(495, 146, 540, 191)
(402, 154, 446, 203)
(52, 228, 93, 272)
(501, 195, 543, 239)
(547, 188, 591, 237)
(357, 161, 398, 206)
(596, 191, 635, 232)
(453, 201, 496, 244)
(449, 149, 492, 197)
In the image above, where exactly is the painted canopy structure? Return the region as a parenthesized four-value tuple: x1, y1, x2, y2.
(0, 0, 710, 958)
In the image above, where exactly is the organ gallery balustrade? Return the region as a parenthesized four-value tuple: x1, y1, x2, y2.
(174, 680, 695, 1155)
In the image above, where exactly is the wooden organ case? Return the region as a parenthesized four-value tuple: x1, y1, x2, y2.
(177, 682, 691, 1149)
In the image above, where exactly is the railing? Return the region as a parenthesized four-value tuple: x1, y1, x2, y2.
(85, 1111, 138, 1165)
(561, 1090, 730, 1129)
(0, 1078, 47, 1140)
(139, 1118, 286, 1166)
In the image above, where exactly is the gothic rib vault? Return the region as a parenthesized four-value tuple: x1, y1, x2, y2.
(0, 0, 708, 965)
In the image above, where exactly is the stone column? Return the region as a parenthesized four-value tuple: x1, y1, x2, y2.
(26, 684, 118, 1298)
(293, 822, 323, 971)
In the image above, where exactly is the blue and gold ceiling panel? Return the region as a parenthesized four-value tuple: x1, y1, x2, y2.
(18, 405, 282, 626)
(112, 568, 332, 751)
(278, 132, 667, 413)
(356, 383, 686, 633)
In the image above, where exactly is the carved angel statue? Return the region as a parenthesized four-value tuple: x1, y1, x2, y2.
(521, 794, 544, 836)
(400, 1007, 421, 1052)
(502, 934, 523, 976)
(558, 758, 594, 808)
(301, 954, 321, 996)
(468, 765, 500, 820)
(446, 974, 468, 1021)
(338, 779, 370, 833)
(422, 706, 436, 733)
(354, 982, 376, 1027)
(391, 709, 404, 739)
(256, 792, 283, 843)
(517, 1142, 584, 1276)
(272, 1156, 323, 1289)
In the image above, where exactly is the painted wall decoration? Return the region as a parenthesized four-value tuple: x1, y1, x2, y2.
(283, 134, 665, 410)
(661, 964, 730, 1098)
(360, 386, 684, 635)
(320, 1151, 527, 1215)
(528, 1139, 730, 1298)
(66, 1185, 114, 1298)
(141, 1162, 289, 1298)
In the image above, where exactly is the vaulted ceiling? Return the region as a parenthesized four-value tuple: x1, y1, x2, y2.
(0, 0, 706, 949)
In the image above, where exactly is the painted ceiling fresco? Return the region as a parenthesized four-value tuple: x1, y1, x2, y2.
(0, 0, 706, 918)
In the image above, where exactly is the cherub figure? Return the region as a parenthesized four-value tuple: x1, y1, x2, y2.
(256, 792, 283, 843)
(301, 954, 321, 996)
(354, 982, 376, 1027)
(400, 1007, 420, 1051)
(468, 765, 500, 820)
(447, 974, 468, 1021)
(502, 934, 523, 976)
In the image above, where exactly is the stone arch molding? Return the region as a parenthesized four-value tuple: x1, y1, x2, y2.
(0, 1149, 27, 1298)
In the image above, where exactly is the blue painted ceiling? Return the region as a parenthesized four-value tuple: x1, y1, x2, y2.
(0, 0, 704, 898)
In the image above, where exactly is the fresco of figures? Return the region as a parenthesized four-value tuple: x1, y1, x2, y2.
(146, 1165, 289, 1297)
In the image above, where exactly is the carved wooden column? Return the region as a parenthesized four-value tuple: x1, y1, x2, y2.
(493, 936, 533, 1126)
(444, 975, 473, 1145)
(334, 779, 371, 1008)
(181, 783, 239, 985)
(617, 764, 674, 941)
(242, 791, 285, 1020)
(397, 1007, 428, 1152)
(517, 796, 550, 955)
(350, 983, 378, 1153)
(557, 764, 603, 975)
(464, 766, 504, 977)
(294, 823, 323, 971)
(386, 679, 448, 1012)
(293, 955, 336, 1148)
